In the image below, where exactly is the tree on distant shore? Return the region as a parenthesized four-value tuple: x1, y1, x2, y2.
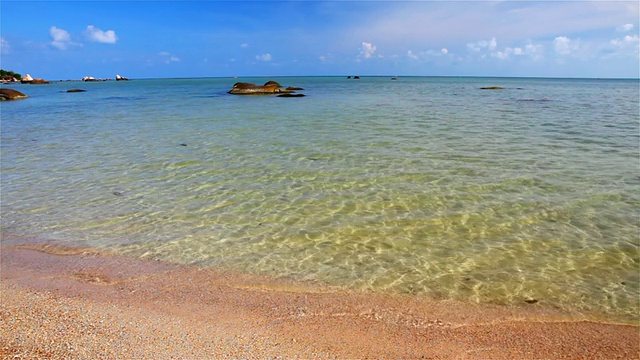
(0, 69, 22, 80)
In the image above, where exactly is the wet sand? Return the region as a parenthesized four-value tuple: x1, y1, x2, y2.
(1, 239, 638, 359)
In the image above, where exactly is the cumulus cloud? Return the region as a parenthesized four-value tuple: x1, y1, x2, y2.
(611, 34, 640, 46)
(610, 34, 640, 58)
(494, 47, 524, 60)
(50, 26, 76, 50)
(159, 51, 180, 63)
(525, 43, 544, 60)
(554, 36, 578, 55)
(467, 37, 497, 52)
(616, 24, 634, 32)
(465, 37, 545, 61)
(84, 25, 117, 44)
(360, 42, 378, 59)
(256, 53, 272, 61)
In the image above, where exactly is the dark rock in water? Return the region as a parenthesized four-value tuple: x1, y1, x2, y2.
(0, 88, 28, 100)
(524, 298, 539, 304)
(277, 93, 305, 97)
(67, 89, 86, 93)
(480, 86, 504, 90)
(228, 82, 282, 95)
(263, 80, 282, 88)
(353, 76, 360, 79)
(228, 80, 298, 95)
(179, 143, 188, 146)
(286, 86, 304, 91)
(347, 76, 352, 79)
(112, 191, 124, 197)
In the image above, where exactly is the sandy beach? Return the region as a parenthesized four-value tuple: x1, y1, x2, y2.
(1, 239, 638, 359)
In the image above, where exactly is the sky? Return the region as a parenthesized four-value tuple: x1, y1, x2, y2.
(1, 1, 638, 79)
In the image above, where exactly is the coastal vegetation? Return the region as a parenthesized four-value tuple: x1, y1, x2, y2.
(0, 69, 22, 81)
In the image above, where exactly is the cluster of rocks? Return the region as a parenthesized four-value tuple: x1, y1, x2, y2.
(2, 71, 132, 84)
(82, 74, 129, 82)
(1, 76, 19, 84)
(228, 80, 305, 97)
(19, 74, 50, 84)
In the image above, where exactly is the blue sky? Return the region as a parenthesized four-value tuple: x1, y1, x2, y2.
(1, 1, 638, 79)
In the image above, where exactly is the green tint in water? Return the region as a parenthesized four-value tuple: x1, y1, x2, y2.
(1, 77, 638, 322)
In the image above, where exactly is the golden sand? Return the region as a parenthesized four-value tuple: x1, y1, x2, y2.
(1, 240, 638, 359)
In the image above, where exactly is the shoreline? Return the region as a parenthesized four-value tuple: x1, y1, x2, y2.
(1, 237, 638, 359)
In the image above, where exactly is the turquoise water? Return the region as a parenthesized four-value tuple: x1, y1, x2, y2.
(1, 77, 639, 321)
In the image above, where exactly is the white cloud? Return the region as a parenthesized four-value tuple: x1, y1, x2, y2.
(467, 37, 497, 52)
(158, 51, 180, 64)
(240, 43, 249, 48)
(256, 53, 272, 61)
(347, 2, 638, 50)
(49, 26, 75, 50)
(466, 37, 545, 61)
(360, 42, 378, 59)
(550, 33, 638, 61)
(554, 36, 578, 55)
(493, 48, 512, 60)
(84, 25, 117, 44)
(611, 35, 640, 47)
(0, 38, 9, 54)
(525, 43, 544, 60)
(610, 34, 640, 58)
(616, 23, 634, 32)
(406, 47, 452, 61)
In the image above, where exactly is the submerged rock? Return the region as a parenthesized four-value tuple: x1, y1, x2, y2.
(277, 93, 305, 98)
(0, 88, 28, 100)
(66, 89, 86, 93)
(480, 86, 504, 90)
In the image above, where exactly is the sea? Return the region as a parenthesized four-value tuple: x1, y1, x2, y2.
(1, 76, 638, 322)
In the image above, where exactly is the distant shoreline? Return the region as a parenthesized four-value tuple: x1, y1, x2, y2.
(3, 75, 639, 84)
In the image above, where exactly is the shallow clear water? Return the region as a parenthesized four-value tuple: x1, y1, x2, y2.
(2, 77, 639, 321)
